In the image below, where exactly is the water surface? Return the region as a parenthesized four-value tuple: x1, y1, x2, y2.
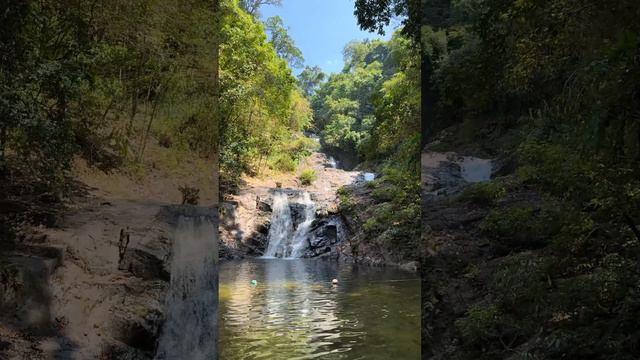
(460, 157, 492, 182)
(219, 259, 420, 359)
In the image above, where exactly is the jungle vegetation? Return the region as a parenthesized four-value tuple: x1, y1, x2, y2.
(419, 0, 640, 358)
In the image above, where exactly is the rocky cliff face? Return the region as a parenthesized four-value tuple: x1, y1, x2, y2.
(219, 151, 359, 260)
(219, 188, 346, 259)
(0, 200, 217, 359)
(420, 146, 555, 359)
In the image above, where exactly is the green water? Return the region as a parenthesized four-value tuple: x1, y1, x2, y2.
(219, 258, 420, 359)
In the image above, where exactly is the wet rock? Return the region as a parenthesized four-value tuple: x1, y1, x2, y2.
(400, 261, 419, 273)
(309, 224, 337, 248)
(118, 249, 169, 281)
(0, 340, 10, 352)
(101, 344, 150, 360)
(219, 242, 244, 260)
(256, 219, 270, 234)
(289, 203, 308, 228)
(114, 310, 162, 353)
(245, 232, 268, 256)
(299, 216, 344, 258)
(257, 201, 271, 212)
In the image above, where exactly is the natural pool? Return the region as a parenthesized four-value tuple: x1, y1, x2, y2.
(219, 258, 420, 359)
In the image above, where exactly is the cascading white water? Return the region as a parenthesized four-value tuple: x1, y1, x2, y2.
(155, 216, 217, 360)
(263, 192, 294, 258)
(263, 191, 316, 259)
(289, 192, 316, 258)
(327, 156, 337, 169)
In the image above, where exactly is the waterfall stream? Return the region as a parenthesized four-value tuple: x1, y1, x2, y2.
(289, 192, 316, 258)
(263, 192, 294, 258)
(155, 216, 218, 360)
(327, 156, 337, 168)
(263, 191, 316, 259)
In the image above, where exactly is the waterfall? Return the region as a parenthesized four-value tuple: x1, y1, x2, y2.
(263, 191, 316, 259)
(289, 192, 316, 258)
(155, 216, 218, 360)
(263, 192, 294, 258)
(327, 156, 337, 169)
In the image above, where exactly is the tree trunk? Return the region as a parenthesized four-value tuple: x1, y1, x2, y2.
(128, 89, 138, 136)
(137, 91, 160, 163)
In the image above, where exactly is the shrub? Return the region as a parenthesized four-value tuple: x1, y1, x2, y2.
(371, 186, 396, 202)
(287, 136, 320, 160)
(491, 254, 552, 314)
(363, 218, 378, 233)
(298, 169, 317, 185)
(459, 181, 506, 206)
(338, 192, 354, 213)
(268, 153, 297, 172)
(481, 207, 563, 250)
(179, 185, 200, 205)
(456, 304, 500, 344)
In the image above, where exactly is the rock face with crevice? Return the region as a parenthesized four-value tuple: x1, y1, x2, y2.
(220, 187, 347, 259)
(301, 216, 343, 258)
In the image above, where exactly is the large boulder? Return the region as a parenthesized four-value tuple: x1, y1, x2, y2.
(118, 249, 169, 281)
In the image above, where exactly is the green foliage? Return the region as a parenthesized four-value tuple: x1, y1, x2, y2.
(338, 187, 355, 214)
(455, 304, 500, 344)
(312, 32, 420, 174)
(310, 31, 420, 262)
(312, 33, 420, 164)
(0, 0, 222, 196)
(218, 2, 313, 185)
(264, 16, 304, 68)
(492, 255, 552, 314)
(360, 166, 420, 255)
(459, 182, 506, 206)
(516, 142, 595, 200)
(363, 218, 378, 233)
(422, 0, 640, 358)
(267, 153, 297, 173)
(297, 66, 325, 97)
(298, 169, 317, 186)
(239, 0, 282, 17)
(354, 0, 421, 41)
(482, 207, 564, 250)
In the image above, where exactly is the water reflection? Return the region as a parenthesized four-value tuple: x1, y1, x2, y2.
(219, 259, 420, 359)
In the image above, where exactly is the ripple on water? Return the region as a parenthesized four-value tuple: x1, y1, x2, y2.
(219, 259, 420, 360)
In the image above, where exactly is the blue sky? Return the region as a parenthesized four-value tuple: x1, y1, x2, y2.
(260, 0, 397, 75)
